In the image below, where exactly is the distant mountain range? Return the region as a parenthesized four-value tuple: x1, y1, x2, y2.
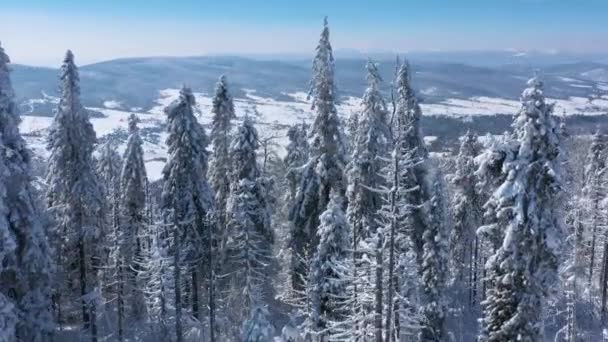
(10, 50, 608, 117)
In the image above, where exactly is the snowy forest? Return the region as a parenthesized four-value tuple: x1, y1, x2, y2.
(1, 18, 607, 342)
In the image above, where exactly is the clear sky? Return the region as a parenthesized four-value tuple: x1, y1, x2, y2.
(1, 0, 606, 66)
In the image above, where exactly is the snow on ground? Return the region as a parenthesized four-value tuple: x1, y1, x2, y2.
(103, 100, 123, 109)
(18, 88, 608, 181)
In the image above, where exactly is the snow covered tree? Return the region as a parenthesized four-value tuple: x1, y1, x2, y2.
(346, 60, 391, 341)
(391, 58, 449, 341)
(0, 41, 53, 341)
(285, 123, 310, 206)
(162, 87, 214, 342)
(95, 140, 122, 304)
(289, 17, 347, 295)
(223, 117, 275, 336)
(311, 191, 352, 340)
(419, 179, 449, 342)
(581, 132, 607, 288)
(449, 131, 484, 309)
(140, 227, 173, 338)
(114, 113, 148, 335)
(241, 305, 275, 342)
(209, 75, 236, 238)
(46, 50, 104, 342)
(476, 133, 517, 252)
(480, 77, 563, 342)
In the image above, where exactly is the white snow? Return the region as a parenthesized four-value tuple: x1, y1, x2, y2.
(103, 100, 123, 109)
(17, 88, 608, 182)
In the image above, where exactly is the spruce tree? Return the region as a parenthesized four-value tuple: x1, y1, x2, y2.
(46, 50, 103, 342)
(311, 192, 352, 340)
(285, 123, 310, 206)
(449, 131, 484, 309)
(346, 60, 391, 341)
(223, 117, 274, 334)
(480, 77, 563, 342)
(210, 75, 236, 238)
(116, 114, 148, 333)
(0, 41, 54, 341)
(394, 59, 448, 341)
(289, 17, 346, 295)
(581, 132, 606, 287)
(162, 87, 214, 342)
(96, 140, 122, 307)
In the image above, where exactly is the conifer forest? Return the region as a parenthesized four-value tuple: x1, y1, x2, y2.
(2, 13, 608, 342)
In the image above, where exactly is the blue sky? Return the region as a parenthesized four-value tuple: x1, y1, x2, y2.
(1, 0, 606, 66)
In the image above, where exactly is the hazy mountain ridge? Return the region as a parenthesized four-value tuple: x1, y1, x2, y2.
(10, 52, 608, 117)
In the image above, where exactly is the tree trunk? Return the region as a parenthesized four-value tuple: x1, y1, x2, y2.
(208, 218, 216, 342)
(471, 236, 480, 309)
(78, 238, 91, 337)
(192, 268, 199, 320)
(374, 236, 384, 342)
(117, 265, 125, 341)
(601, 239, 608, 322)
(174, 225, 183, 342)
(589, 211, 599, 285)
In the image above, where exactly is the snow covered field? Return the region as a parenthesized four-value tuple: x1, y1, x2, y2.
(19, 87, 608, 181)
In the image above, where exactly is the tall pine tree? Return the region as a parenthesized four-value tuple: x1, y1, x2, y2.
(46, 50, 104, 342)
(480, 77, 563, 341)
(289, 17, 346, 295)
(394, 59, 448, 341)
(116, 114, 148, 336)
(162, 87, 214, 342)
(210, 75, 236, 240)
(0, 41, 54, 342)
(346, 60, 391, 341)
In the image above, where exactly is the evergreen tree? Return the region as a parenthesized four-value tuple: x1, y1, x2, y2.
(581, 132, 606, 287)
(480, 77, 563, 342)
(285, 123, 310, 206)
(0, 41, 54, 341)
(116, 114, 148, 334)
(311, 192, 352, 340)
(449, 131, 484, 309)
(223, 117, 274, 335)
(346, 60, 391, 341)
(95, 140, 122, 307)
(289, 17, 346, 295)
(46, 50, 104, 342)
(210, 75, 236, 237)
(394, 58, 448, 341)
(419, 178, 449, 342)
(162, 87, 214, 342)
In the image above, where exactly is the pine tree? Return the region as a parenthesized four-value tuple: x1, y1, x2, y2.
(346, 60, 391, 341)
(285, 123, 310, 206)
(289, 17, 346, 295)
(391, 58, 450, 341)
(162, 87, 214, 342)
(581, 132, 606, 288)
(95, 140, 122, 310)
(480, 77, 563, 342)
(449, 131, 484, 310)
(419, 178, 449, 342)
(223, 118, 274, 335)
(210, 75, 236, 240)
(115, 114, 148, 336)
(311, 192, 352, 340)
(0, 41, 54, 341)
(46, 50, 104, 342)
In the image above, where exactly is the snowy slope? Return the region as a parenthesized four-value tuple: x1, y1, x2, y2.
(20, 85, 608, 181)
